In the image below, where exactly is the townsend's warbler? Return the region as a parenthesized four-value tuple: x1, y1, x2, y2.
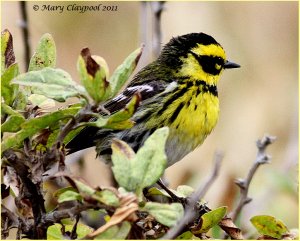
(67, 32, 240, 166)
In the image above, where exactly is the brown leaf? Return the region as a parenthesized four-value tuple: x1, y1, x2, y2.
(86, 192, 138, 238)
(80, 48, 100, 78)
(2, 29, 16, 68)
(219, 216, 244, 239)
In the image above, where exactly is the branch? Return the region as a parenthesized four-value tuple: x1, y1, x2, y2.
(162, 151, 223, 240)
(231, 135, 276, 222)
(19, 1, 31, 69)
(151, 1, 165, 58)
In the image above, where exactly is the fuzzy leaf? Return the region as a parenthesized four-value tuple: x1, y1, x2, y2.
(1, 106, 80, 152)
(192, 206, 227, 234)
(1, 63, 19, 105)
(93, 189, 120, 207)
(142, 202, 184, 227)
(1, 29, 15, 74)
(12, 67, 86, 102)
(94, 221, 131, 240)
(250, 215, 289, 239)
(111, 127, 169, 197)
(57, 190, 82, 203)
(29, 33, 56, 71)
(47, 223, 93, 240)
(1, 115, 25, 133)
(176, 231, 199, 240)
(109, 46, 143, 98)
(111, 139, 136, 191)
(78, 48, 109, 103)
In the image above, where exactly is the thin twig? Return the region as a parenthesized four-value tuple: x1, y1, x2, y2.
(162, 151, 223, 240)
(231, 135, 276, 222)
(151, 1, 165, 58)
(19, 1, 31, 69)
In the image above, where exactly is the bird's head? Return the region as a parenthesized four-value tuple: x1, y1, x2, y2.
(158, 33, 240, 85)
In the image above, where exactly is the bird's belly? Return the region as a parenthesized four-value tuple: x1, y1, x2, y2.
(166, 92, 219, 166)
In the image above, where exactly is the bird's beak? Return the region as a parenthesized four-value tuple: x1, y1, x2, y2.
(224, 60, 240, 69)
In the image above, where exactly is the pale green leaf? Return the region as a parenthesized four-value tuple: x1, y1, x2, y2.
(93, 189, 120, 207)
(109, 46, 143, 98)
(142, 202, 184, 227)
(47, 223, 93, 240)
(133, 127, 169, 195)
(29, 33, 56, 71)
(57, 190, 82, 203)
(12, 67, 86, 102)
(28, 94, 55, 109)
(111, 139, 136, 191)
(250, 215, 289, 239)
(111, 127, 169, 197)
(94, 221, 131, 240)
(176, 231, 200, 240)
(74, 180, 95, 195)
(192, 206, 227, 234)
(1, 63, 19, 105)
(77, 50, 109, 103)
(1, 106, 80, 152)
(1, 115, 25, 133)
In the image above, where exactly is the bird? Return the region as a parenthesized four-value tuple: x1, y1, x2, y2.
(66, 32, 240, 167)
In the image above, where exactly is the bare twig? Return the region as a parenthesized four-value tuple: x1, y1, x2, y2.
(162, 151, 223, 240)
(19, 1, 31, 69)
(231, 135, 276, 222)
(151, 1, 165, 58)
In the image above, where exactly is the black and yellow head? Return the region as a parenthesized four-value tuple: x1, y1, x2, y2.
(159, 33, 240, 85)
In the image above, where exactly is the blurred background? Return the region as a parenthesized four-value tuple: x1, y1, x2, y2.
(2, 1, 298, 236)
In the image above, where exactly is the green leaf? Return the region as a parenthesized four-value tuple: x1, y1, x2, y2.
(111, 127, 169, 197)
(1, 29, 15, 74)
(12, 89, 28, 111)
(133, 127, 169, 195)
(1, 63, 19, 105)
(1, 106, 80, 152)
(94, 221, 131, 240)
(93, 189, 120, 207)
(54, 187, 82, 203)
(29, 33, 56, 71)
(109, 46, 143, 98)
(250, 215, 289, 239)
(74, 180, 95, 196)
(142, 202, 184, 227)
(1, 103, 24, 117)
(77, 48, 110, 103)
(28, 94, 55, 109)
(12, 67, 86, 102)
(47, 223, 93, 240)
(176, 185, 194, 198)
(84, 93, 140, 131)
(1, 115, 25, 133)
(192, 206, 227, 234)
(176, 231, 200, 240)
(105, 93, 140, 129)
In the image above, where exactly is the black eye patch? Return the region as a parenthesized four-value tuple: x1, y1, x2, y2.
(189, 51, 225, 75)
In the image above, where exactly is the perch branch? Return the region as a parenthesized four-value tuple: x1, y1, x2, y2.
(231, 135, 276, 222)
(19, 1, 31, 69)
(151, 1, 165, 58)
(162, 151, 223, 239)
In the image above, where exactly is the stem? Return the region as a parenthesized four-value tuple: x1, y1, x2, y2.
(231, 135, 276, 222)
(163, 152, 223, 239)
(19, 1, 31, 69)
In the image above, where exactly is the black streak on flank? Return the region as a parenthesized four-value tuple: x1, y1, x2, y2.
(169, 102, 184, 124)
(157, 86, 188, 116)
